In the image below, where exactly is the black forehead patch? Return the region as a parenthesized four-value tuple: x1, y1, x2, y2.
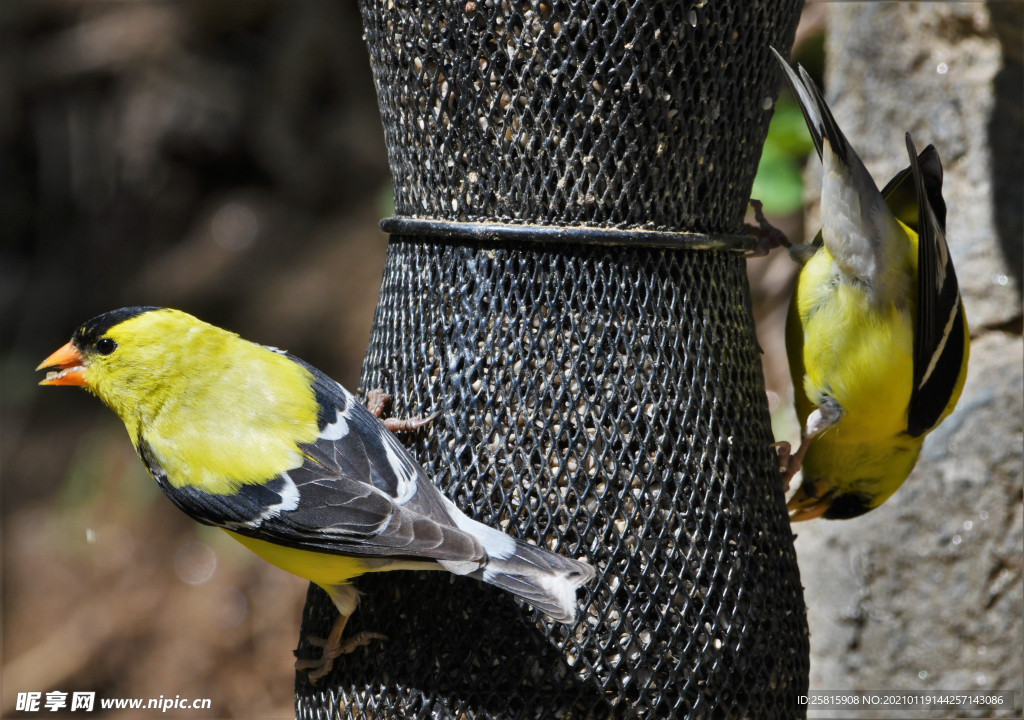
(73, 306, 164, 348)
(823, 492, 873, 520)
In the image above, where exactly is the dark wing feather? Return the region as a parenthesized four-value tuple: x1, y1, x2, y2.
(880, 144, 947, 234)
(904, 133, 966, 437)
(145, 360, 485, 564)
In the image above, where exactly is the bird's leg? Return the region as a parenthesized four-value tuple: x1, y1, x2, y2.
(364, 388, 439, 432)
(744, 199, 792, 258)
(775, 401, 843, 493)
(295, 586, 387, 683)
(781, 403, 844, 520)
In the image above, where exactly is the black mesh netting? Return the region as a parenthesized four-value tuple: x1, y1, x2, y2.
(295, 0, 808, 717)
(363, 0, 801, 231)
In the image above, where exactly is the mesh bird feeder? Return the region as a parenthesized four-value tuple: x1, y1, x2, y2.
(295, 0, 808, 717)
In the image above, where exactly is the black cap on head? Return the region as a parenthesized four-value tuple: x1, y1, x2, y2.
(822, 492, 872, 520)
(73, 307, 164, 349)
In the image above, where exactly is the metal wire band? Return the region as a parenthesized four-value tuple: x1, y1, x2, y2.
(379, 217, 756, 251)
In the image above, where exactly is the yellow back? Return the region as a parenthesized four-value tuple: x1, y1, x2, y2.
(86, 309, 320, 494)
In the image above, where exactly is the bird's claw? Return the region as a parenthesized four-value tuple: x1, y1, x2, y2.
(296, 631, 388, 684)
(342, 631, 388, 650)
(744, 199, 791, 258)
(775, 428, 818, 496)
(771, 440, 792, 471)
(365, 388, 438, 432)
(384, 411, 439, 433)
(771, 441, 794, 493)
(364, 388, 391, 419)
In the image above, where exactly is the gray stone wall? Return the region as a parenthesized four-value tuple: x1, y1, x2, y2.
(794, 3, 1023, 717)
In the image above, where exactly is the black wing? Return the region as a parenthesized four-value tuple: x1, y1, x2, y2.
(903, 134, 966, 437)
(145, 359, 485, 563)
(880, 143, 948, 235)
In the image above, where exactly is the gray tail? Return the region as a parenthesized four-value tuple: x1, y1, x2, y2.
(438, 496, 595, 623)
(769, 45, 852, 166)
(476, 538, 595, 623)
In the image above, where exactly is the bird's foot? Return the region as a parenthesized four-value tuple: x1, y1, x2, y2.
(295, 632, 388, 683)
(775, 406, 840, 496)
(771, 441, 793, 492)
(383, 412, 439, 433)
(773, 432, 815, 495)
(364, 388, 390, 418)
(295, 615, 387, 683)
(744, 199, 791, 258)
(770, 438, 798, 495)
(364, 388, 439, 432)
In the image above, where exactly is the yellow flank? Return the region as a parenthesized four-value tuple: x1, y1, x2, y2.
(225, 531, 371, 587)
(787, 221, 940, 509)
(83, 309, 321, 495)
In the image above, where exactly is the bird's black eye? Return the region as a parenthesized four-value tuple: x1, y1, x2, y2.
(96, 338, 117, 355)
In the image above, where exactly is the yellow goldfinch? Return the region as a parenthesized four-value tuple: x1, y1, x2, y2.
(38, 307, 594, 681)
(770, 48, 970, 521)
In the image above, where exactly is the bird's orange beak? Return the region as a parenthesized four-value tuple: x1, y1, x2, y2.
(37, 342, 87, 386)
(786, 482, 834, 522)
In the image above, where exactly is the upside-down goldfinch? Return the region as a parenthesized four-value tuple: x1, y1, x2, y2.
(769, 48, 970, 521)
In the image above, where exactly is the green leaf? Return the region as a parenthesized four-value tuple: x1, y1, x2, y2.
(752, 94, 815, 216)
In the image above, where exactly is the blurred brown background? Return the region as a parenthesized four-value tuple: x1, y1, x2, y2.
(1, 1, 1020, 718)
(1, 2, 392, 716)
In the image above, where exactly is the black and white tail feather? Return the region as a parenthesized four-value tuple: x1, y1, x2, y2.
(770, 47, 909, 297)
(440, 497, 594, 623)
(769, 47, 849, 166)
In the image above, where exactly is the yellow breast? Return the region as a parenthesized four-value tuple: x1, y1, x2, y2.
(793, 253, 915, 441)
(99, 310, 323, 495)
(785, 225, 921, 504)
